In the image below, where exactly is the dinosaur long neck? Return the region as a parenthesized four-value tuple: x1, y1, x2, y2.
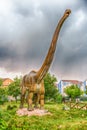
(36, 11, 70, 83)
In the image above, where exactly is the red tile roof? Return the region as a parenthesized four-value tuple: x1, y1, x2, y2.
(62, 80, 83, 85)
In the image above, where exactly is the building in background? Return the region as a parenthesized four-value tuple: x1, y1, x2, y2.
(2, 78, 13, 87)
(83, 80, 87, 92)
(58, 80, 85, 96)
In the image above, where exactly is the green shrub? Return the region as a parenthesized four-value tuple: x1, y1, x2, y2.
(55, 94, 62, 103)
(7, 105, 17, 110)
(0, 87, 8, 105)
(64, 84, 83, 100)
(44, 73, 61, 102)
(80, 96, 87, 101)
(0, 95, 8, 105)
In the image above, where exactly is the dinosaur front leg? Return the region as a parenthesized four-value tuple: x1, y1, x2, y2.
(34, 93, 40, 109)
(27, 91, 34, 111)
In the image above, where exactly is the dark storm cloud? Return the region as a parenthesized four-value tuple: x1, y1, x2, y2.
(0, 46, 12, 59)
(0, 0, 87, 80)
(84, 0, 87, 4)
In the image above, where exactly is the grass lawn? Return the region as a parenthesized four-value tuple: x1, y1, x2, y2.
(0, 101, 87, 130)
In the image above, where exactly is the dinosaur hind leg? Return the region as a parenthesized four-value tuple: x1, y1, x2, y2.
(20, 86, 26, 109)
(40, 94, 44, 110)
(27, 91, 34, 111)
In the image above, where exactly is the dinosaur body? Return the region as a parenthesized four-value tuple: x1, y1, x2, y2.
(20, 71, 45, 110)
(20, 9, 71, 110)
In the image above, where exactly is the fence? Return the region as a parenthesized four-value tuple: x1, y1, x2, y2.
(65, 101, 87, 110)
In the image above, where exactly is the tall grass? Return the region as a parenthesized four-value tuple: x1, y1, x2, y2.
(0, 101, 87, 130)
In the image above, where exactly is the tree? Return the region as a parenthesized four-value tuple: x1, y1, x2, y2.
(0, 87, 8, 104)
(8, 77, 21, 102)
(64, 84, 83, 100)
(85, 86, 87, 95)
(44, 73, 62, 102)
(0, 78, 3, 87)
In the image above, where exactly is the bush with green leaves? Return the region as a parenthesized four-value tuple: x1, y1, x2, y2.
(85, 85, 87, 95)
(44, 73, 62, 102)
(0, 78, 3, 87)
(64, 84, 83, 100)
(0, 88, 8, 105)
(80, 96, 87, 101)
(8, 77, 21, 102)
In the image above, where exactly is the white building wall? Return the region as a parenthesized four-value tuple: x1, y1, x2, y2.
(59, 80, 85, 96)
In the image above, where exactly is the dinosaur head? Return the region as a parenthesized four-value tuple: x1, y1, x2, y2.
(64, 9, 71, 18)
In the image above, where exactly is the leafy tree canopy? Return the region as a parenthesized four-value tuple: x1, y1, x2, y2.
(8, 77, 21, 102)
(0, 87, 8, 104)
(64, 84, 83, 99)
(85, 86, 87, 95)
(0, 78, 3, 87)
(44, 73, 62, 102)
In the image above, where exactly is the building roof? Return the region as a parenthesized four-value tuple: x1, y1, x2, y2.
(61, 80, 83, 85)
(0, 78, 13, 87)
(2, 78, 13, 82)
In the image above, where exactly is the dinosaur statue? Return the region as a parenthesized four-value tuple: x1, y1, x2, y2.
(20, 9, 71, 111)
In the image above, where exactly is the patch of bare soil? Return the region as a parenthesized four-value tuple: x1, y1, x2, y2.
(16, 108, 51, 116)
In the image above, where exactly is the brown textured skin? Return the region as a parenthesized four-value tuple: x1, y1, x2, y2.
(20, 9, 71, 111)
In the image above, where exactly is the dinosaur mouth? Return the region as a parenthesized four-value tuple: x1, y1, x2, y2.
(66, 12, 70, 15)
(65, 9, 71, 16)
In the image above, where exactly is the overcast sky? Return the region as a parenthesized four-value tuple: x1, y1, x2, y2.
(0, 0, 87, 81)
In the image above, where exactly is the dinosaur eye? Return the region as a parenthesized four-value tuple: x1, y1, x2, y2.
(65, 9, 71, 15)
